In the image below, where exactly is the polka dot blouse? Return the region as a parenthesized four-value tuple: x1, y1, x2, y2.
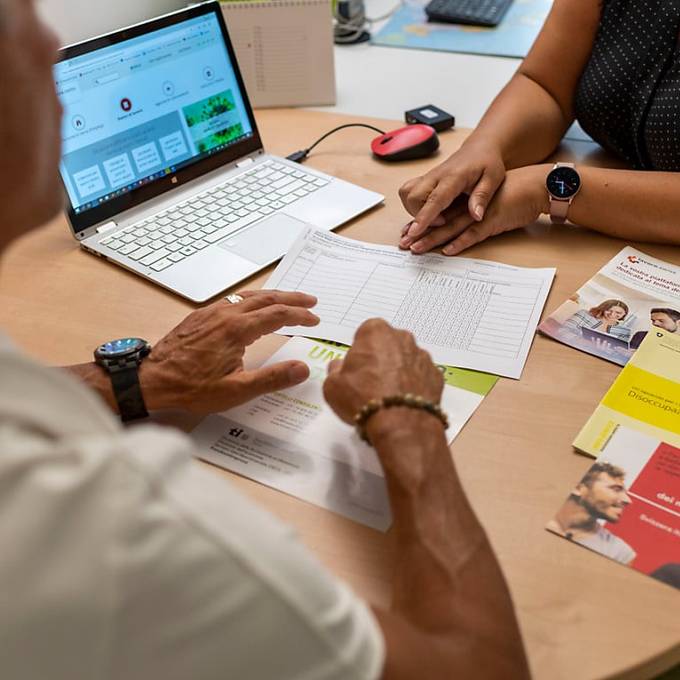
(574, 0, 680, 170)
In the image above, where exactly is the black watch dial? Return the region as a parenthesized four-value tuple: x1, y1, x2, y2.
(96, 337, 148, 360)
(546, 166, 581, 199)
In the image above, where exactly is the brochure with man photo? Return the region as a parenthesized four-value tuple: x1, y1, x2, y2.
(538, 247, 680, 366)
(191, 337, 497, 531)
(547, 426, 680, 591)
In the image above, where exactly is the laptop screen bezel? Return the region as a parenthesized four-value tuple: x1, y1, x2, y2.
(56, 1, 263, 236)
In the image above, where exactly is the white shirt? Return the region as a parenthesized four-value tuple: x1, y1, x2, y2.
(577, 524, 637, 565)
(0, 333, 384, 679)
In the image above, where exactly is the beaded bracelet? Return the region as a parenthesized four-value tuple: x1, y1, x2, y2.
(354, 393, 449, 444)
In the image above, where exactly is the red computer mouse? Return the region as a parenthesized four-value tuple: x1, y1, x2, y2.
(371, 124, 439, 162)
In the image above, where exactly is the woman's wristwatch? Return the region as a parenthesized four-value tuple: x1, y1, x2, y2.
(546, 162, 582, 224)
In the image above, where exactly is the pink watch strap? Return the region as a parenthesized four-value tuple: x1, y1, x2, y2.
(549, 197, 570, 224)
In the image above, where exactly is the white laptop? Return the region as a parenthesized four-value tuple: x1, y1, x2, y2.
(54, 1, 383, 302)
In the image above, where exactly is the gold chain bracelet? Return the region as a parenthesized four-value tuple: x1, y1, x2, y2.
(354, 393, 449, 444)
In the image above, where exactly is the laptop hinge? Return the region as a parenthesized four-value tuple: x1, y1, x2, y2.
(96, 221, 118, 234)
(236, 157, 255, 168)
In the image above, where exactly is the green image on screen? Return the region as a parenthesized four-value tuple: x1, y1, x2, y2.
(183, 90, 245, 153)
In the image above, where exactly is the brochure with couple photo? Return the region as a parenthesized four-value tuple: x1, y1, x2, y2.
(547, 425, 680, 591)
(538, 247, 680, 366)
(190, 337, 497, 530)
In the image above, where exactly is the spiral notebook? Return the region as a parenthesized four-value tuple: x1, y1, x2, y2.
(219, 0, 336, 107)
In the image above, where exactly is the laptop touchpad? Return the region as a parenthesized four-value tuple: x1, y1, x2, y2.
(219, 213, 308, 265)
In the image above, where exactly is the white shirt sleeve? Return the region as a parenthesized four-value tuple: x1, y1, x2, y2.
(0, 352, 384, 680)
(108, 425, 385, 680)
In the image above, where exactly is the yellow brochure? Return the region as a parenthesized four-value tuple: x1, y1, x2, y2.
(574, 328, 680, 456)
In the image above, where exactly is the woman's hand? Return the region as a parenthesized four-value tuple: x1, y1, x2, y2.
(140, 290, 319, 414)
(398, 140, 506, 243)
(402, 164, 551, 256)
(323, 319, 443, 425)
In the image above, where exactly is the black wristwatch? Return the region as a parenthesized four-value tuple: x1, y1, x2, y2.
(94, 338, 151, 422)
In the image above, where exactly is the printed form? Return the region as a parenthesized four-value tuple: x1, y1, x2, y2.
(192, 337, 493, 530)
(266, 228, 556, 379)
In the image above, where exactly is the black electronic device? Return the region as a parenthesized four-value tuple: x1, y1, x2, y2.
(424, 0, 514, 27)
(94, 337, 151, 422)
(405, 105, 455, 133)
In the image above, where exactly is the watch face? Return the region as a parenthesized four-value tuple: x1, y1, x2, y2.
(97, 337, 146, 358)
(547, 166, 581, 199)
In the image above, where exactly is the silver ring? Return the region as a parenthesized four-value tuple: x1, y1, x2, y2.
(225, 293, 244, 304)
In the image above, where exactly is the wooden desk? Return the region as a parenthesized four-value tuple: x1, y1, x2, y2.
(0, 110, 678, 680)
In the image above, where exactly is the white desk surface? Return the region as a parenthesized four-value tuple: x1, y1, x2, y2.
(310, 0, 590, 142)
(317, 2, 517, 127)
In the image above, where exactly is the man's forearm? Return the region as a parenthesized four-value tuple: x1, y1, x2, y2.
(63, 362, 118, 412)
(61, 360, 169, 414)
(369, 409, 529, 679)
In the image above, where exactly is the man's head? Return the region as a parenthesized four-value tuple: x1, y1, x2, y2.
(649, 308, 680, 333)
(572, 462, 632, 523)
(0, 0, 63, 249)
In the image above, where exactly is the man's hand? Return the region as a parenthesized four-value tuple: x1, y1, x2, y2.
(323, 319, 530, 680)
(323, 319, 443, 424)
(323, 319, 446, 461)
(136, 290, 319, 414)
(402, 164, 551, 256)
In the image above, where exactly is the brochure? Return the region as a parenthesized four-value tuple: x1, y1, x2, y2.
(191, 337, 497, 531)
(547, 425, 680, 591)
(538, 247, 680, 366)
(574, 329, 680, 457)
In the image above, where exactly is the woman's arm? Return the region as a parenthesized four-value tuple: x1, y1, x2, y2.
(567, 166, 680, 243)
(399, 0, 601, 234)
(418, 163, 680, 256)
(474, 0, 601, 169)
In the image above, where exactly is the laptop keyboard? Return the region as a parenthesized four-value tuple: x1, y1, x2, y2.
(98, 160, 329, 273)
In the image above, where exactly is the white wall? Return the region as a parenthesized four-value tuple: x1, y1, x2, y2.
(38, 0, 187, 44)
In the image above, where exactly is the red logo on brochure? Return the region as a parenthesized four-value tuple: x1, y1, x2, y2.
(120, 98, 132, 112)
(628, 256, 639, 264)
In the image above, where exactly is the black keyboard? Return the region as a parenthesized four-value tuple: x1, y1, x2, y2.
(424, 0, 514, 27)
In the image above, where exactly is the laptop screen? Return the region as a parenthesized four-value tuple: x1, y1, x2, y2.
(54, 2, 261, 234)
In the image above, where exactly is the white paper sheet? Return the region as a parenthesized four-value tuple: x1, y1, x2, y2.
(264, 228, 555, 379)
(191, 337, 488, 530)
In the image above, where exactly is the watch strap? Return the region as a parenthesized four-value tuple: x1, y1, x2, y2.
(110, 366, 148, 422)
(549, 196, 570, 224)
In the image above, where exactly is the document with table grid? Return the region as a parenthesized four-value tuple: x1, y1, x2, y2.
(265, 227, 556, 379)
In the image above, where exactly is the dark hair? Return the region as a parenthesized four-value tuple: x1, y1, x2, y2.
(579, 462, 626, 488)
(588, 299, 629, 320)
(650, 563, 680, 589)
(650, 308, 680, 322)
